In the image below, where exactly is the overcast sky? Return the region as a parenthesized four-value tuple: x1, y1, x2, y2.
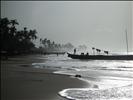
(1, 1, 133, 52)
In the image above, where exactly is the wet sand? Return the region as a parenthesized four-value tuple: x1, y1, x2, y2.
(1, 55, 88, 100)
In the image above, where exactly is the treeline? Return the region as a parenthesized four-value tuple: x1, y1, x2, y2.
(1, 17, 74, 56)
(39, 38, 74, 53)
(1, 18, 37, 55)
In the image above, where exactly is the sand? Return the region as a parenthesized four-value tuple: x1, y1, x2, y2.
(1, 55, 88, 100)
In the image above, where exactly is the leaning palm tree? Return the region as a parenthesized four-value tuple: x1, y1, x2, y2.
(96, 49, 101, 55)
(104, 51, 109, 55)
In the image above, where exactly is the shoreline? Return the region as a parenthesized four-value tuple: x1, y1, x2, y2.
(1, 55, 88, 100)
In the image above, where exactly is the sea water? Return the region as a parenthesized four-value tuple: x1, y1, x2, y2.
(32, 54, 133, 100)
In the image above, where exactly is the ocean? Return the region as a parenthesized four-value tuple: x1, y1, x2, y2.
(32, 54, 133, 100)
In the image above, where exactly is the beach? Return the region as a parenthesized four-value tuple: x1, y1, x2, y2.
(1, 1, 133, 100)
(1, 55, 88, 100)
(1, 54, 133, 100)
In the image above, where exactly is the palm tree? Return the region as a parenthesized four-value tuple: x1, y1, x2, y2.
(0, 18, 10, 36)
(17, 27, 37, 51)
(29, 29, 37, 40)
(40, 38, 42, 43)
(104, 51, 109, 55)
(0, 18, 10, 51)
(96, 49, 101, 55)
(23, 27, 28, 39)
(0, 18, 10, 28)
(58, 44, 61, 50)
(42, 38, 47, 48)
(10, 19, 19, 36)
(52, 41, 55, 48)
(47, 40, 51, 48)
(10, 19, 19, 26)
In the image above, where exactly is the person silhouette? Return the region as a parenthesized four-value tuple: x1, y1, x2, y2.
(74, 48, 76, 54)
(86, 52, 89, 55)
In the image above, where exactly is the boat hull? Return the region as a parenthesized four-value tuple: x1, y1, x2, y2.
(67, 53, 133, 60)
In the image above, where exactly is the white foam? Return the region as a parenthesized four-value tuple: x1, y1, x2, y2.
(32, 55, 133, 100)
(59, 84, 133, 100)
(32, 60, 133, 72)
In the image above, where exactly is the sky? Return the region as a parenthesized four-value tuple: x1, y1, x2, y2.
(1, 1, 133, 52)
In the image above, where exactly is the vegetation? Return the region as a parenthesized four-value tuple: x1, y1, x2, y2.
(39, 38, 74, 53)
(1, 18, 37, 55)
(1, 17, 110, 57)
(92, 47, 109, 55)
(1, 17, 74, 56)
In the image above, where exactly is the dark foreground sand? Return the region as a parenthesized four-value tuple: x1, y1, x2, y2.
(1, 55, 88, 100)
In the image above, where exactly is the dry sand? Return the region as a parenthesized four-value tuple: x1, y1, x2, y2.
(1, 55, 88, 100)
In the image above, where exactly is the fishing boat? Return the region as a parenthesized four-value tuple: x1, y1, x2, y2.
(67, 53, 133, 60)
(67, 30, 133, 60)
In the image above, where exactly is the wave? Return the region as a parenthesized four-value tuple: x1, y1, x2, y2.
(32, 55, 133, 100)
(59, 84, 133, 100)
